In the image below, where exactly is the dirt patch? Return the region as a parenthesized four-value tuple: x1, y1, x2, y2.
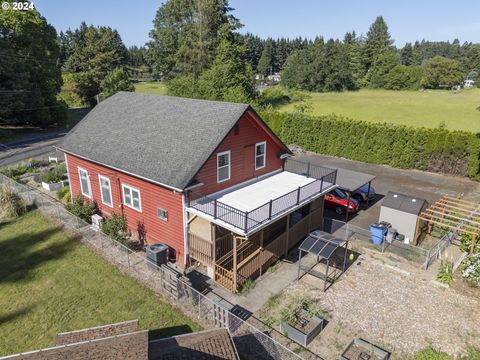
(257, 253, 480, 360)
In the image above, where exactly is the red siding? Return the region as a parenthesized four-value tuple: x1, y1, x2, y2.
(194, 111, 285, 195)
(66, 153, 186, 265)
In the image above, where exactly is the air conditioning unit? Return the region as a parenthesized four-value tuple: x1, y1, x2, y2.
(91, 214, 103, 231)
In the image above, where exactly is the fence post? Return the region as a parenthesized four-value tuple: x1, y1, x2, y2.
(320, 177, 324, 192)
(214, 199, 217, 219)
(296, 187, 301, 204)
(244, 211, 249, 232)
(268, 200, 273, 220)
(306, 162, 311, 177)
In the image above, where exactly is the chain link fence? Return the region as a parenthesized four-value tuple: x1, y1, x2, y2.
(323, 217, 436, 268)
(0, 173, 322, 360)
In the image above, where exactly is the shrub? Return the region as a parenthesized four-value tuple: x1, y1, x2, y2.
(239, 278, 255, 294)
(459, 233, 479, 254)
(261, 111, 480, 180)
(1, 163, 28, 180)
(462, 253, 480, 287)
(28, 158, 49, 169)
(0, 185, 27, 220)
(66, 196, 96, 223)
(437, 261, 453, 285)
(102, 212, 141, 251)
(56, 186, 69, 200)
(40, 164, 66, 183)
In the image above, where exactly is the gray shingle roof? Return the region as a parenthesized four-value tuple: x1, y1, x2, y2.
(58, 92, 250, 190)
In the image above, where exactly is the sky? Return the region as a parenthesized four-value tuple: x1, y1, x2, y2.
(35, 0, 480, 47)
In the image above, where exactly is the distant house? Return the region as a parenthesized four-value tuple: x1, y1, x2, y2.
(267, 72, 281, 83)
(57, 92, 337, 292)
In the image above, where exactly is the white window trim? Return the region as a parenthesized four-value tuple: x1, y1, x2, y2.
(217, 150, 231, 183)
(157, 207, 168, 221)
(255, 141, 266, 170)
(78, 167, 92, 198)
(98, 175, 113, 208)
(121, 183, 142, 212)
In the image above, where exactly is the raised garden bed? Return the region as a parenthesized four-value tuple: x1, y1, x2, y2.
(280, 307, 324, 347)
(341, 338, 390, 360)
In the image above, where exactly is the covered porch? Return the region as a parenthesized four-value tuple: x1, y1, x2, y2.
(186, 159, 337, 292)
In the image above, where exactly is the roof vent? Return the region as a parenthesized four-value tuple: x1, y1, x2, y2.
(412, 199, 417, 202)
(393, 194, 398, 198)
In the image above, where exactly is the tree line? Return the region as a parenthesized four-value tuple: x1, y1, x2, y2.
(2, 0, 480, 129)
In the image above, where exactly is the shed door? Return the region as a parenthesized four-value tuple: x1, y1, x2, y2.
(243, 144, 255, 179)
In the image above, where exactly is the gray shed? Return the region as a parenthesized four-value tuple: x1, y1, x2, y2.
(379, 191, 428, 243)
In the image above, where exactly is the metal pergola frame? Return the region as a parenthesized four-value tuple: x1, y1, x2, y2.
(416, 196, 480, 254)
(297, 230, 349, 291)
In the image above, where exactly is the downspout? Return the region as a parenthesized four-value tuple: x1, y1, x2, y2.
(64, 153, 73, 204)
(181, 191, 189, 268)
(116, 177, 124, 215)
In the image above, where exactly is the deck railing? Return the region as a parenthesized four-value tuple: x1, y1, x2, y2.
(188, 158, 337, 234)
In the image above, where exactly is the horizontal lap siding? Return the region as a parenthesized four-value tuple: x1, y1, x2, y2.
(66, 154, 185, 264)
(195, 111, 284, 195)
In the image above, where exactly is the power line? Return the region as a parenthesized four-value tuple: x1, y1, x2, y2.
(0, 52, 59, 64)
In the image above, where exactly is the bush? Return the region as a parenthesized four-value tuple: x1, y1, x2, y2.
(462, 253, 480, 287)
(0, 185, 27, 220)
(437, 261, 453, 285)
(102, 212, 141, 250)
(1, 163, 29, 180)
(40, 163, 66, 183)
(56, 186, 69, 200)
(261, 111, 480, 180)
(66, 196, 96, 223)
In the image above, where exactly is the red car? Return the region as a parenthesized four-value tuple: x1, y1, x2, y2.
(324, 188, 359, 215)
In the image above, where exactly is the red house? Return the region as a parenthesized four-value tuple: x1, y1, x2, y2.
(58, 92, 337, 292)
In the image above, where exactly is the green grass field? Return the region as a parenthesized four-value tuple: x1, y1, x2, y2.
(134, 81, 168, 96)
(278, 88, 480, 132)
(0, 210, 200, 356)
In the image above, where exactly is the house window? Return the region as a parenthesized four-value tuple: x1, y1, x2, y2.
(157, 208, 168, 221)
(255, 141, 266, 170)
(217, 150, 231, 183)
(78, 168, 91, 198)
(122, 184, 142, 212)
(99, 175, 112, 207)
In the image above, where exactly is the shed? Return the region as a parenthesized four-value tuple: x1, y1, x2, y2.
(379, 191, 428, 243)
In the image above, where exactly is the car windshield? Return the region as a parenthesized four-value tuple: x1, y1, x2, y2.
(334, 188, 347, 199)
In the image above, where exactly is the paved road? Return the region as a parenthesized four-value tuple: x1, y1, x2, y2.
(0, 138, 62, 168)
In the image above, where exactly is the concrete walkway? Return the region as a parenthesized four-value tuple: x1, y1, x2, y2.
(206, 254, 317, 313)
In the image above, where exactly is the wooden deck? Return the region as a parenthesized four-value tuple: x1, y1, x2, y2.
(188, 198, 324, 292)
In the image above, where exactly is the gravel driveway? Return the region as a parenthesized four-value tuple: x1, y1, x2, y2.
(274, 251, 480, 359)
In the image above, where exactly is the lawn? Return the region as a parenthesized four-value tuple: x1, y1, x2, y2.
(278, 88, 480, 132)
(0, 210, 200, 356)
(134, 81, 168, 96)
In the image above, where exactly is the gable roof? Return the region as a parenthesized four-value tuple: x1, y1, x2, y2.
(58, 92, 288, 190)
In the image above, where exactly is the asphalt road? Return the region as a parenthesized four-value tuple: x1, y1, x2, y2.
(0, 137, 63, 168)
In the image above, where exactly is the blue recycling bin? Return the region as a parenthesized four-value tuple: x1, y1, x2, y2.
(370, 223, 389, 245)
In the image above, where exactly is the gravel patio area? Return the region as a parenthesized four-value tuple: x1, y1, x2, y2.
(259, 250, 480, 360)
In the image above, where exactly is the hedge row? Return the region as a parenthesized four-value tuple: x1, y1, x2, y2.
(261, 111, 480, 180)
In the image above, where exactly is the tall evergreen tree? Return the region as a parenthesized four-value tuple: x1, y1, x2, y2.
(400, 42, 413, 65)
(363, 16, 393, 72)
(257, 39, 275, 76)
(64, 23, 128, 106)
(147, 0, 240, 79)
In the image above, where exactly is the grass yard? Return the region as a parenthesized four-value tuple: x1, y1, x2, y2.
(278, 88, 480, 132)
(134, 81, 168, 96)
(0, 210, 200, 356)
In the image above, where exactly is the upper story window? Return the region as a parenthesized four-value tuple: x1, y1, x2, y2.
(157, 208, 168, 221)
(217, 150, 231, 183)
(78, 167, 91, 198)
(99, 175, 113, 207)
(122, 184, 142, 212)
(255, 141, 266, 170)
